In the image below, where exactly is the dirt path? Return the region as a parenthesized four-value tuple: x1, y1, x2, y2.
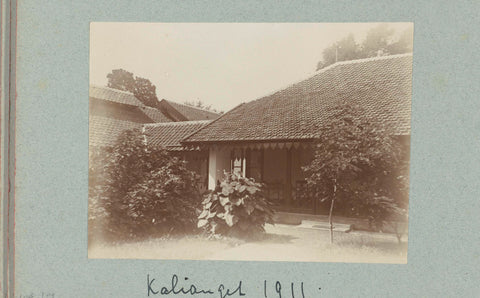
(89, 224, 407, 263)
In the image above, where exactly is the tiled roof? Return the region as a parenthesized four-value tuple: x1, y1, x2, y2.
(139, 106, 173, 123)
(89, 116, 141, 147)
(143, 120, 210, 150)
(90, 85, 175, 123)
(164, 100, 220, 121)
(90, 85, 144, 107)
(184, 54, 412, 144)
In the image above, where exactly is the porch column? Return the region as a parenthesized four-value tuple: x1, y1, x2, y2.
(208, 147, 231, 190)
(208, 149, 217, 190)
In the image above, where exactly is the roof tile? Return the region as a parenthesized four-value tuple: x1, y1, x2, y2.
(90, 85, 144, 106)
(165, 100, 220, 121)
(144, 120, 210, 149)
(139, 106, 173, 123)
(89, 116, 141, 147)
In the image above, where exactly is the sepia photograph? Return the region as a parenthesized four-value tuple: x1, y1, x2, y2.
(88, 23, 413, 263)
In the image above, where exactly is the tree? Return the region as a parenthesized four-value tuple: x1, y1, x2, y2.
(316, 25, 413, 70)
(106, 69, 159, 108)
(387, 27, 414, 55)
(107, 69, 135, 92)
(360, 24, 395, 58)
(317, 34, 361, 70)
(302, 100, 407, 243)
(133, 76, 159, 107)
(184, 100, 223, 114)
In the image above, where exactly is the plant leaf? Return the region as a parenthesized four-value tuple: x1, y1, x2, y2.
(225, 213, 238, 227)
(197, 219, 208, 228)
(198, 209, 209, 219)
(219, 196, 230, 206)
(245, 203, 255, 215)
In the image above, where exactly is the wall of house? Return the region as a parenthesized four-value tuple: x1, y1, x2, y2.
(206, 145, 316, 205)
(90, 99, 153, 123)
(291, 147, 314, 183)
(208, 148, 231, 189)
(262, 148, 287, 183)
(261, 146, 315, 211)
(262, 147, 313, 185)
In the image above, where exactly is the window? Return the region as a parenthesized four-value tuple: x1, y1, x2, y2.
(231, 148, 245, 176)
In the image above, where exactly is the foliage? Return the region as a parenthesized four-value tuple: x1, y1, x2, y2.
(119, 161, 200, 237)
(133, 76, 159, 107)
(361, 25, 396, 58)
(316, 25, 413, 70)
(107, 69, 159, 107)
(302, 100, 408, 232)
(197, 173, 274, 239)
(364, 25, 414, 57)
(88, 129, 201, 240)
(184, 100, 212, 110)
(184, 99, 223, 114)
(317, 34, 361, 70)
(107, 69, 135, 92)
(88, 146, 113, 243)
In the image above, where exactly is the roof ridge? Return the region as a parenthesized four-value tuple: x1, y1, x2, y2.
(318, 52, 413, 72)
(90, 84, 159, 109)
(165, 99, 221, 115)
(139, 105, 161, 110)
(249, 53, 413, 103)
(89, 115, 141, 125)
(143, 120, 211, 127)
(90, 84, 136, 96)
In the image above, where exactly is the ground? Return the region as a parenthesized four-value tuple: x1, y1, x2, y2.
(89, 224, 407, 264)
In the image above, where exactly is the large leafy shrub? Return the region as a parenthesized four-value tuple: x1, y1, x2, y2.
(88, 146, 113, 243)
(197, 173, 274, 239)
(88, 129, 201, 241)
(121, 162, 200, 237)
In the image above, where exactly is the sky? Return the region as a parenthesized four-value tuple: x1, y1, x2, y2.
(90, 23, 412, 112)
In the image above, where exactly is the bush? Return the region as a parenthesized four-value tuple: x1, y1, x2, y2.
(88, 146, 112, 243)
(197, 173, 274, 239)
(88, 129, 201, 241)
(121, 161, 200, 237)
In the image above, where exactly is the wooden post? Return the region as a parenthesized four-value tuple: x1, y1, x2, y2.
(329, 179, 336, 244)
(260, 149, 264, 181)
(328, 179, 337, 244)
(285, 148, 293, 206)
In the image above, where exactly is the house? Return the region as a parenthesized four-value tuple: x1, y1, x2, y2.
(89, 85, 219, 147)
(179, 54, 413, 214)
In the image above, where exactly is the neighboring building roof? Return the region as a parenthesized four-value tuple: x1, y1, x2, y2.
(143, 120, 210, 150)
(183, 54, 412, 144)
(89, 85, 220, 147)
(90, 85, 144, 107)
(89, 116, 141, 147)
(160, 100, 220, 121)
(138, 106, 173, 123)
